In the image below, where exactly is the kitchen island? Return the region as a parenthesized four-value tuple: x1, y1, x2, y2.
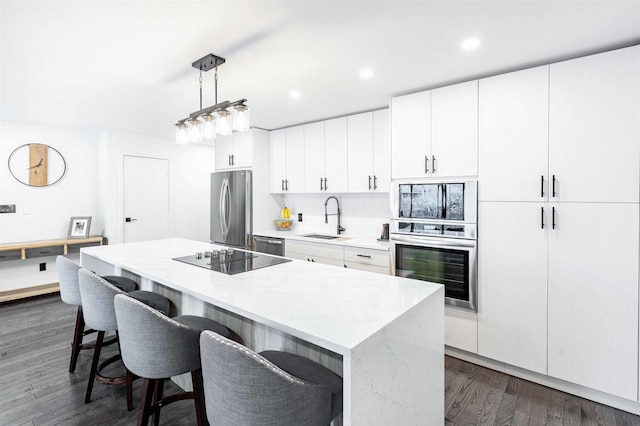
(81, 238, 443, 425)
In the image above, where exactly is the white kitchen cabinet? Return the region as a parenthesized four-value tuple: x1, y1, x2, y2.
(391, 91, 430, 179)
(391, 82, 478, 179)
(549, 46, 639, 203)
(285, 240, 344, 267)
(547, 202, 639, 401)
(343, 246, 389, 275)
(478, 66, 550, 202)
(269, 126, 305, 193)
(430, 80, 478, 177)
(347, 109, 390, 193)
(214, 131, 253, 171)
(477, 202, 548, 374)
(304, 117, 348, 193)
(445, 307, 478, 354)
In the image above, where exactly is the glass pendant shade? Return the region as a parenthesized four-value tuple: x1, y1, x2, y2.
(216, 109, 232, 136)
(232, 104, 250, 132)
(201, 113, 216, 140)
(188, 118, 202, 142)
(175, 122, 189, 145)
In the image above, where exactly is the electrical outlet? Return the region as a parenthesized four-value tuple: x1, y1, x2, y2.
(298, 213, 303, 222)
(39, 263, 46, 271)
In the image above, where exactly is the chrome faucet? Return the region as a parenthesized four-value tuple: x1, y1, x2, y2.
(324, 196, 345, 235)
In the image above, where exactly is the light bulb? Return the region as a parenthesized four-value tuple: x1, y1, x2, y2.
(232, 104, 250, 132)
(188, 118, 202, 142)
(175, 122, 189, 145)
(201, 113, 216, 140)
(216, 109, 232, 136)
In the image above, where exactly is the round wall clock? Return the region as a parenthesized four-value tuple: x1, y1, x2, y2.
(8, 143, 66, 187)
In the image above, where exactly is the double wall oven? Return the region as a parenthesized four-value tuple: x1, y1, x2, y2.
(390, 180, 478, 311)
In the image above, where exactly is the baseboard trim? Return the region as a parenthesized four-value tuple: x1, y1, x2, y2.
(0, 283, 60, 303)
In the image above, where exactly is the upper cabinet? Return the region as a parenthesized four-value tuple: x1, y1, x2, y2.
(548, 46, 640, 203)
(269, 126, 305, 193)
(215, 131, 253, 171)
(478, 66, 550, 202)
(347, 109, 390, 192)
(305, 118, 348, 193)
(391, 81, 478, 179)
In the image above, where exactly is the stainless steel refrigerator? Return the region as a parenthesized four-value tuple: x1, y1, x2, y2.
(210, 170, 253, 249)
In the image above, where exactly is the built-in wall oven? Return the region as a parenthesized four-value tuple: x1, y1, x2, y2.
(390, 180, 478, 311)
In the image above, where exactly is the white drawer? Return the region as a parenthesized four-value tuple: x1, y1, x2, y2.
(344, 246, 389, 268)
(286, 240, 344, 261)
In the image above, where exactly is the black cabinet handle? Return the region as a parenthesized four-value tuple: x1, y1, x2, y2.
(368, 176, 372, 190)
(356, 254, 372, 259)
(373, 175, 377, 190)
(320, 177, 323, 191)
(324, 178, 327, 190)
(285, 180, 289, 191)
(552, 175, 556, 198)
(425, 156, 429, 173)
(552, 206, 556, 229)
(541, 175, 544, 197)
(281, 179, 285, 191)
(541, 207, 545, 229)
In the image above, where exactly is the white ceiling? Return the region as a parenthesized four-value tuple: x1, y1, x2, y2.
(2, 1, 639, 141)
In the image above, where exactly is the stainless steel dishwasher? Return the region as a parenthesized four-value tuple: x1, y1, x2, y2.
(254, 235, 285, 256)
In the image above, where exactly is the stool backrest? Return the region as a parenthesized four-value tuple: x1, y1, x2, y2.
(199, 330, 331, 426)
(114, 294, 202, 379)
(78, 269, 125, 332)
(56, 256, 82, 306)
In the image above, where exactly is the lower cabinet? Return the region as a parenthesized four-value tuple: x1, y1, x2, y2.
(285, 240, 390, 274)
(478, 201, 639, 400)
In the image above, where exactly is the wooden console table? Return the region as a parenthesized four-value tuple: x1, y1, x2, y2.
(0, 236, 104, 302)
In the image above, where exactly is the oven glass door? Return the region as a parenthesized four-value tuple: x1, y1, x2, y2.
(393, 237, 476, 310)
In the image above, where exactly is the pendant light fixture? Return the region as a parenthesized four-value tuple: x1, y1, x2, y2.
(174, 53, 249, 145)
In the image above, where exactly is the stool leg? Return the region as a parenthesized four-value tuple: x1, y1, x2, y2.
(152, 379, 164, 426)
(192, 369, 209, 426)
(69, 306, 85, 373)
(138, 378, 155, 426)
(85, 330, 105, 403)
(126, 369, 134, 411)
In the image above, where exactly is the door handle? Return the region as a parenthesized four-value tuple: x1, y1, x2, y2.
(125, 217, 138, 222)
(552, 175, 556, 198)
(541, 175, 544, 198)
(552, 206, 556, 229)
(541, 207, 544, 229)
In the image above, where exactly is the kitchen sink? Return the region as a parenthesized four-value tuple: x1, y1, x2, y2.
(301, 233, 343, 240)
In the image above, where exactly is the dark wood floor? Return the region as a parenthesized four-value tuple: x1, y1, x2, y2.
(2, 294, 640, 426)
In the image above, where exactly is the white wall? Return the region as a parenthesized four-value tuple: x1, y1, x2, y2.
(0, 121, 101, 242)
(99, 130, 215, 244)
(282, 192, 391, 238)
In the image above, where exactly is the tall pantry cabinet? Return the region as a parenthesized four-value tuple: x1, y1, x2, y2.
(477, 46, 640, 400)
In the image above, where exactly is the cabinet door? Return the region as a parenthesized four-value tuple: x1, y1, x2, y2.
(372, 109, 390, 192)
(214, 134, 234, 170)
(285, 126, 305, 193)
(304, 121, 325, 193)
(431, 80, 478, 177)
(477, 202, 548, 374)
(478, 66, 549, 202)
(231, 131, 253, 169)
(269, 129, 287, 193)
(347, 112, 374, 192)
(323, 117, 348, 193)
(391, 91, 430, 179)
(548, 202, 639, 400)
(549, 46, 640, 203)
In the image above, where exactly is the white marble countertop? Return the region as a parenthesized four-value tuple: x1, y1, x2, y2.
(254, 230, 390, 251)
(81, 238, 438, 355)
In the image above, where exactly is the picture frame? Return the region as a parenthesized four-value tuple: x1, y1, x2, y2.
(68, 216, 92, 239)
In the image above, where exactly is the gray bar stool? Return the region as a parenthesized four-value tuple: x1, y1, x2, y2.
(114, 293, 240, 426)
(56, 255, 137, 373)
(78, 269, 171, 410)
(199, 330, 344, 426)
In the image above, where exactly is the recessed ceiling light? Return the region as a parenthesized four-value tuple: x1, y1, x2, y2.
(289, 90, 301, 99)
(360, 68, 374, 79)
(461, 37, 481, 51)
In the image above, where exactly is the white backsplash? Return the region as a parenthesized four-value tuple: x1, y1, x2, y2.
(280, 193, 392, 238)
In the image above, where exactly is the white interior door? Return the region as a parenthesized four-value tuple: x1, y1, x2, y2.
(123, 155, 170, 243)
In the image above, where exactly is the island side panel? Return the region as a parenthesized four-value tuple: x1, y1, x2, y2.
(346, 286, 444, 425)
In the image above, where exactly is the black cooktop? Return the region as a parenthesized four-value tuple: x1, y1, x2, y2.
(172, 249, 291, 275)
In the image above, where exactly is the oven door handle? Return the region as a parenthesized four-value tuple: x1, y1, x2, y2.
(390, 234, 477, 249)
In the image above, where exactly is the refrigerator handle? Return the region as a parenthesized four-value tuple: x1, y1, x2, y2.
(220, 178, 230, 240)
